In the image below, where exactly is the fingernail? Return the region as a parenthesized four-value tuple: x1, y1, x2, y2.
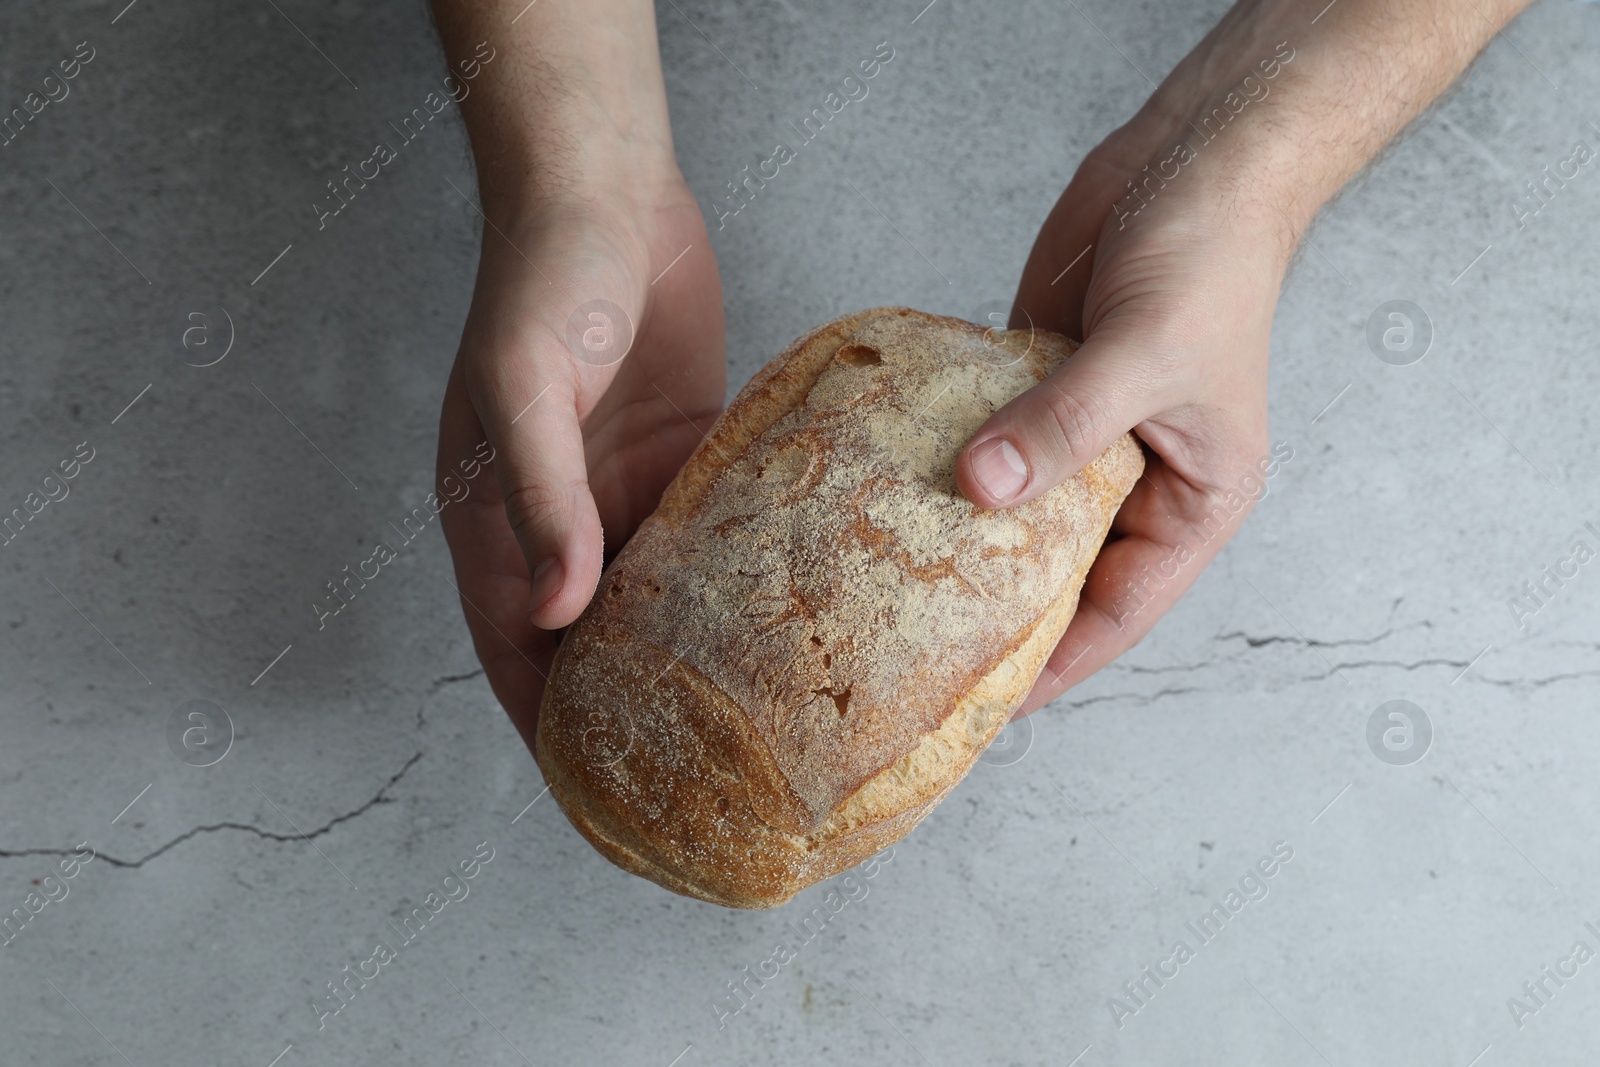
(530, 556, 564, 614)
(970, 438, 1029, 503)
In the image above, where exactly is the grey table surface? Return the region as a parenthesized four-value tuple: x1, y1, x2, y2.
(3, 1, 1599, 1064)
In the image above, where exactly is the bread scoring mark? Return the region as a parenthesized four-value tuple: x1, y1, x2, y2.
(822, 588, 1082, 839)
(658, 311, 881, 525)
(835, 342, 883, 367)
(810, 684, 852, 717)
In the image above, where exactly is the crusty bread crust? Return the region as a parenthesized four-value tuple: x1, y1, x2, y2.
(535, 308, 1143, 908)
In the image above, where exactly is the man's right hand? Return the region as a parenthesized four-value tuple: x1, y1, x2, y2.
(432, 0, 725, 749)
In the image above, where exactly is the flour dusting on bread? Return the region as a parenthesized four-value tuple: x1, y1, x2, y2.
(535, 308, 1143, 908)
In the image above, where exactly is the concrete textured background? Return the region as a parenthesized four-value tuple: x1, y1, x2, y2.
(3, 0, 1599, 1064)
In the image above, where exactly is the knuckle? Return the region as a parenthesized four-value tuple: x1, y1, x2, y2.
(1040, 385, 1106, 463)
(503, 479, 583, 546)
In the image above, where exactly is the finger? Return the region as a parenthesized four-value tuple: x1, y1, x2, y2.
(437, 361, 558, 748)
(956, 320, 1168, 509)
(1014, 460, 1258, 715)
(463, 314, 609, 631)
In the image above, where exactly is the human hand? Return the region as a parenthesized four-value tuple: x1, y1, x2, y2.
(437, 180, 723, 748)
(957, 17, 1309, 713)
(964, 125, 1289, 714)
(960, 0, 1534, 713)
(429, 0, 725, 746)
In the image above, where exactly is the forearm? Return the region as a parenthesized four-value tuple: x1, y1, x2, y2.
(430, 0, 678, 219)
(1112, 0, 1537, 249)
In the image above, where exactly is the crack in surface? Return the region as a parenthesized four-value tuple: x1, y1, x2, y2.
(429, 669, 484, 692)
(1478, 669, 1600, 689)
(0, 752, 423, 869)
(1116, 660, 1224, 676)
(1307, 659, 1600, 686)
(1120, 602, 1422, 675)
(418, 668, 486, 728)
(1212, 597, 1431, 652)
(1303, 657, 1471, 682)
(1215, 626, 1397, 650)
(1067, 685, 1206, 710)
(1081, 593, 1600, 699)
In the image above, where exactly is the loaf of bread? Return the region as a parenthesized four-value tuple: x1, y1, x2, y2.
(535, 307, 1142, 908)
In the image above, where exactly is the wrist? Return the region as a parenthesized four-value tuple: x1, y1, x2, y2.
(467, 77, 687, 221)
(1124, 0, 1534, 247)
(474, 120, 687, 232)
(1090, 107, 1305, 278)
(442, 0, 683, 226)
(1127, 24, 1320, 255)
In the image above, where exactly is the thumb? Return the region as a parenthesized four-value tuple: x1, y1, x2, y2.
(496, 375, 606, 630)
(465, 303, 628, 630)
(956, 325, 1159, 508)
